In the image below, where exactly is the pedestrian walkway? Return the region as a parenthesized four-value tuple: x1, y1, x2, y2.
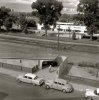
(0, 67, 25, 77)
(0, 67, 97, 92)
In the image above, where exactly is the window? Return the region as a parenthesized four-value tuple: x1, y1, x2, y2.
(84, 31, 88, 33)
(34, 76, 38, 80)
(66, 29, 71, 32)
(75, 30, 81, 32)
(54, 82, 57, 84)
(61, 83, 65, 86)
(28, 77, 32, 79)
(24, 76, 27, 78)
(58, 82, 61, 85)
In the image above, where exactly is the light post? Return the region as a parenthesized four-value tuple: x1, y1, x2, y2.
(68, 27, 71, 38)
(58, 25, 60, 51)
(96, 63, 98, 77)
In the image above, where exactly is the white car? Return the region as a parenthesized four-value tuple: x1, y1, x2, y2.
(85, 88, 99, 100)
(45, 78, 73, 93)
(16, 73, 44, 86)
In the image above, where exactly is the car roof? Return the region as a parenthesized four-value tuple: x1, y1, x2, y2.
(54, 78, 67, 84)
(25, 73, 36, 79)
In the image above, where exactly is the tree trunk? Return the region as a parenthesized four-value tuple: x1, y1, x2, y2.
(45, 28, 47, 37)
(0, 27, 1, 32)
(90, 33, 93, 41)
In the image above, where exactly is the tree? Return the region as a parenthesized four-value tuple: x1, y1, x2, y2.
(19, 14, 27, 33)
(31, 0, 63, 36)
(26, 18, 37, 27)
(77, 0, 99, 40)
(4, 16, 13, 31)
(0, 6, 11, 30)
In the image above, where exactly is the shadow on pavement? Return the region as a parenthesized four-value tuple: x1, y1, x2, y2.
(0, 92, 8, 100)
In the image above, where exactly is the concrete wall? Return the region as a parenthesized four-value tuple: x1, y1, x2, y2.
(58, 56, 68, 78)
(0, 62, 32, 73)
(0, 59, 38, 68)
(0, 58, 55, 71)
(55, 56, 67, 66)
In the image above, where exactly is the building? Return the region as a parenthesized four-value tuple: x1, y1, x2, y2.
(37, 21, 88, 39)
(37, 22, 87, 34)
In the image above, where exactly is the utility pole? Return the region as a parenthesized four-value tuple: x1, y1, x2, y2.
(58, 25, 60, 51)
(96, 63, 98, 77)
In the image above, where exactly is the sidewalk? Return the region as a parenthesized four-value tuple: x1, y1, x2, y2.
(0, 67, 97, 92)
(0, 67, 25, 77)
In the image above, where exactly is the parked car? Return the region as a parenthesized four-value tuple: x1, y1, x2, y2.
(85, 88, 99, 100)
(16, 73, 44, 86)
(45, 78, 73, 93)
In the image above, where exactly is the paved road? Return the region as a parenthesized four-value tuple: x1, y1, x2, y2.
(0, 73, 85, 100)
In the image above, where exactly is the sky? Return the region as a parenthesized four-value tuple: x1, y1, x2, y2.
(0, 0, 79, 14)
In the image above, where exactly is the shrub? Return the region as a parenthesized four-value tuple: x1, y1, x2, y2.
(97, 37, 99, 42)
(72, 31, 76, 40)
(67, 61, 74, 65)
(78, 61, 99, 68)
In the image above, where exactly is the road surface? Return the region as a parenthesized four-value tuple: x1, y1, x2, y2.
(0, 73, 85, 100)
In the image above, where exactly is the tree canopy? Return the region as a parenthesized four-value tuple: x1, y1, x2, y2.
(0, 6, 11, 29)
(31, 0, 63, 36)
(77, 0, 99, 40)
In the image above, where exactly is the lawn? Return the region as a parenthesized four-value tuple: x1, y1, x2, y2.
(68, 65, 99, 81)
(1, 31, 99, 45)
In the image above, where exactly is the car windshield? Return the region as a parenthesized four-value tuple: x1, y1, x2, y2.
(94, 90, 99, 95)
(34, 76, 38, 80)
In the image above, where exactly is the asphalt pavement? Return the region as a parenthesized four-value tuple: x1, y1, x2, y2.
(0, 69, 85, 100)
(0, 67, 97, 92)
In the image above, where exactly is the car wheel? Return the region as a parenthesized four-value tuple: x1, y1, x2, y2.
(62, 89, 67, 93)
(45, 85, 50, 89)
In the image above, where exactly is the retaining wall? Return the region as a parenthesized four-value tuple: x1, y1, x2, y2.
(53, 55, 68, 78)
(0, 62, 32, 73)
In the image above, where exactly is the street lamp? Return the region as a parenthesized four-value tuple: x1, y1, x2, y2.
(57, 25, 60, 50)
